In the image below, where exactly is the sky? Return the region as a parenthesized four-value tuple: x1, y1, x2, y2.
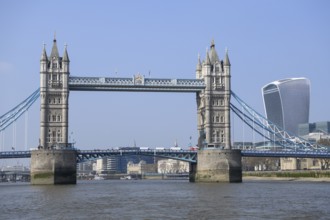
(0, 0, 329, 153)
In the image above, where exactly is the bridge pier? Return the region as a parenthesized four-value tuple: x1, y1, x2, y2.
(30, 150, 77, 184)
(191, 149, 242, 183)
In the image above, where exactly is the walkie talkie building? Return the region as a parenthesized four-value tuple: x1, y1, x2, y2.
(262, 78, 310, 136)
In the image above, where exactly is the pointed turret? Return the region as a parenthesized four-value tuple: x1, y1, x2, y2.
(223, 48, 231, 66)
(196, 53, 202, 79)
(50, 37, 59, 59)
(204, 49, 211, 66)
(40, 43, 48, 61)
(196, 53, 202, 71)
(209, 39, 219, 64)
(62, 44, 70, 62)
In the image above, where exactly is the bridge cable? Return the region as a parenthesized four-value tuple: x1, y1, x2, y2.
(0, 88, 40, 132)
(25, 111, 28, 151)
(231, 91, 321, 151)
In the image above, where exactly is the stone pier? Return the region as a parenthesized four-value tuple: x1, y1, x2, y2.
(191, 149, 242, 183)
(30, 150, 77, 184)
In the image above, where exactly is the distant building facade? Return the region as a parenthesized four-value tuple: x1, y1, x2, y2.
(95, 155, 155, 174)
(127, 160, 157, 175)
(157, 159, 189, 174)
(298, 121, 330, 136)
(262, 78, 310, 136)
(280, 158, 321, 170)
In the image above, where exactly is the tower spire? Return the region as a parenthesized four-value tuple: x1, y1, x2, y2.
(40, 43, 48, 61)
(210, 38, 215, 48)
(209, 39, 219, 64)
(62, 43, 70, 62)
(50, 34, 59, 59)
(223, 48, 231, 66)
(205, 48, 211, 65)
(196, 53, 202, 71)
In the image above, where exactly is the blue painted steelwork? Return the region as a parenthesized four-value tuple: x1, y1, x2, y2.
(0, 89, 40, 131)
(69, 76, 205, 92)
(0, 149, 197, 162)
(241, 150, 330, 158)
(76, 149, 197, 163)
(0, 151, 31, 159)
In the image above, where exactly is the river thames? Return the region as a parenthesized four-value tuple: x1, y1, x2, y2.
(1, 179, 330, 220)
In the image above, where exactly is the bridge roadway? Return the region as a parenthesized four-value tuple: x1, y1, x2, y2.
(2, 149, 330, 162)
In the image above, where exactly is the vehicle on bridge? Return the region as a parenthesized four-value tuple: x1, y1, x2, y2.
(189, 146, 199, 151)
(170, 147, 182, 151)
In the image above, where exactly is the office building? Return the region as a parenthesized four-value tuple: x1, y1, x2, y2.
(262, 78, 310, 136)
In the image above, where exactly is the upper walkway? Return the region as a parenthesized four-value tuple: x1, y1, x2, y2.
(69, 76, 205, 92)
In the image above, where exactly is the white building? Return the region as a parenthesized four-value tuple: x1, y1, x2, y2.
(157, 159, 189, 174)
(96, 158, 107, 174)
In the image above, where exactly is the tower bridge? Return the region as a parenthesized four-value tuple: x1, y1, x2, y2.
(33, 37, 238, 184)
(1, 37, 325, 184)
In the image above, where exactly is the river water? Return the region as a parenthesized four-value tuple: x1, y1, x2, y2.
(1, 179, 330, 220)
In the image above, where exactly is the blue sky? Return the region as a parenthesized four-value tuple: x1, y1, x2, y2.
(0, 0, 329, 152)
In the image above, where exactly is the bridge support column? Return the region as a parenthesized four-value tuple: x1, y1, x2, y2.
(189, 163, 197, 182)
(193, 149, 242, 183)
(30, 150, 77, 184)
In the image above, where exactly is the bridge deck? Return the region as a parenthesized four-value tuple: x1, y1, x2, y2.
(2, 149, 330, 162)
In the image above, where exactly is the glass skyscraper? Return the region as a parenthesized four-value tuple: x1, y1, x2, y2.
(262, 78, 310, 136)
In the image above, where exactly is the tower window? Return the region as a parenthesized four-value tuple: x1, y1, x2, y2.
(57, 133, 61, 142)
(221, 130, 225, 143)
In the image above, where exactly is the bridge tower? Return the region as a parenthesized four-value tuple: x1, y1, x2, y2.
(30, 37, 76, 184)
(191, 40, 242, 183)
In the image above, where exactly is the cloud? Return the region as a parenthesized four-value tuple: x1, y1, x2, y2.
(0, 61, 13, 74)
